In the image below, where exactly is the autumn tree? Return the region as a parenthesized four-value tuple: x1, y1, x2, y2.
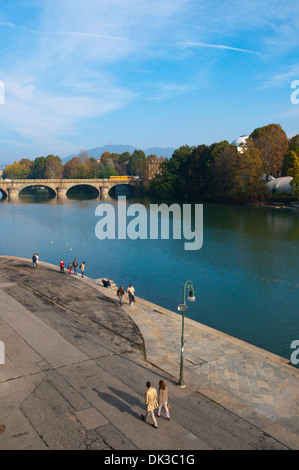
(250, 124, 288, 177)
(63, 157, 89, 179)
(230, 141, 265, 202)
(44, 155, 62, 179)
(100, 151, 111, 164)
(78, 149, 89, 163)
(3, 159, 33, 179)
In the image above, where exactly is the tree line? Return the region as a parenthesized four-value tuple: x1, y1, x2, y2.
(148, 124, 299, 202)
(2, 149, 160, 181)
(2, 123, 299, 202)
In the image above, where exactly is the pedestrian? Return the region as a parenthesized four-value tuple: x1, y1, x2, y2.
(141, 381, 158, 428)
(32, 253, 37, 269)
(80, 261, 85, 277)
(60, 259, 65, 274)
(117, 286, 124, 304)
(127, 284, 135, 306)
(36, 253, 39, 268)
(73, 258, 78, 275)
(68, 262, 72, 275)
(157, 380, 170, 420)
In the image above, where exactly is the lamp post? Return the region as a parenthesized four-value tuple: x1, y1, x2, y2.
(177, 280, 195, 388)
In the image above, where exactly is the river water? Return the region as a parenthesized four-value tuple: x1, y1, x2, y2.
(0, 192, 298, 363)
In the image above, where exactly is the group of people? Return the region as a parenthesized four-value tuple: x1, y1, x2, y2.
(141, 380, 170, 429)
(60, 258, 85, 277)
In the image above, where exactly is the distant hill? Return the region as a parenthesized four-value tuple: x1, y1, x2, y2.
(62, 144, 175, 163)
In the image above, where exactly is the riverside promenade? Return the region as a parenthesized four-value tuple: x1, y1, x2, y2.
(0, 256, 298, 451)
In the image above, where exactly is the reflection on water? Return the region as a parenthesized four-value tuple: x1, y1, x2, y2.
(0, 194, 298, 363)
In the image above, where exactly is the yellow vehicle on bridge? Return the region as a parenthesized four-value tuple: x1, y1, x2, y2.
(108, 176, 138, 181)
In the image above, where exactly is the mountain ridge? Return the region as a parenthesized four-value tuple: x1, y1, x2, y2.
(63, 144, 175, 163)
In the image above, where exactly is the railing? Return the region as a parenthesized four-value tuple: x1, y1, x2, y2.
(1, 177, 140, 183)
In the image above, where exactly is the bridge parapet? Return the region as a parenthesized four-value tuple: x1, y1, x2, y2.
(0, 178, 140, 201)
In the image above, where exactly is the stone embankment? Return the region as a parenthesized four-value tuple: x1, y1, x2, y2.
(0, 256, 298, 450)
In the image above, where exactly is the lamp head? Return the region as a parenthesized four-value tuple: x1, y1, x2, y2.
(178, 304, 187, 312)
(188, 289, 195, 302)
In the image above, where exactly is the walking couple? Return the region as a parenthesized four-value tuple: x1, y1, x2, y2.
(116, 283, 135, 306)
(141, 380, 170, 429)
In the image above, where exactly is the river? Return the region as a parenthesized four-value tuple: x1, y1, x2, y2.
(0, 191, 298, 363)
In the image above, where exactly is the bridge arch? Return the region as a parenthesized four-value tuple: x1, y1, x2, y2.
(66, 183, 100, 199)
(0, 188, 8, 200)
(19, 184, 57, 199)
(108, 183, 136, 198)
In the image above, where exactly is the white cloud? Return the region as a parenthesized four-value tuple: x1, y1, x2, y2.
(0, 0, 190, 155)
(0, 74, 138, 152)
(180, 41, 261, 55)
(257, 64, 299, 90)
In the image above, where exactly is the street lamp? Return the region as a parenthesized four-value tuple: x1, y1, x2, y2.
(177, 280, 196, 388)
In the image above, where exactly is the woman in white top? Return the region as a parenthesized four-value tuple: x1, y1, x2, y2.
(127, 284, 135, 306)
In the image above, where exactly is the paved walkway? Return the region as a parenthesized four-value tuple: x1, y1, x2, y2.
(97, 277, 299, 448)
(0, 256, 298, 450)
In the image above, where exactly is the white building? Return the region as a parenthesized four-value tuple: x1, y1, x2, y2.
(265, 176, 293, 195)
(232, 135, 249, 153)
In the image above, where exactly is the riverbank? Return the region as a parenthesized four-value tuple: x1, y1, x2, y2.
(0, 255, 299, 450)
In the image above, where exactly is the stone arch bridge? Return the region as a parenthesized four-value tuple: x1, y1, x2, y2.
(0, 177, 141, 201)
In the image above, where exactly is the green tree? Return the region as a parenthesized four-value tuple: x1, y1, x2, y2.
(149, 160, 175, 198)
(118, 152, 131, 175)
(129, 150, 147, 176)
(149, 146, 193, 199)
(288, 153, 299, 199)
(282, 150, 298, 176)
(288, 134, 299, 155)
(188, 145, 209, 197)
(31, 156, 46, 179)
(211, 145, 238, 196)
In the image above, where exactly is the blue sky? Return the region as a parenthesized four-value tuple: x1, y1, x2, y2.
(0, 0, 299, 165)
